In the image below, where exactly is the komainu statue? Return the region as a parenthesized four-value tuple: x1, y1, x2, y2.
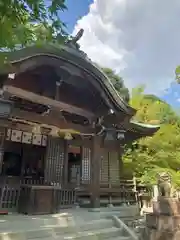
(157, 172, 172, 197)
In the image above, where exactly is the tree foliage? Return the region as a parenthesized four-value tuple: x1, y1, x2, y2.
(101, 68, 130, 102)
(130, 86, 179, 124)
(175, 65, 180, 83)
(123, 87, 180, 187)
(0, 0, 67, 50)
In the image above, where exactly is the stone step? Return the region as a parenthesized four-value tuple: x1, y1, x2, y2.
(0, 214, 73, 228)
(97, 205, 139, 213)
(53, 218, 114, 235)
(0, 215, 75, 232)
(99, 206, 139, 217)
(0, 227, 122, 240)
(109, 237, 132, 240)
(33, 236, 132, 240)
(53, 227, 122, 240)
(0, 219, 115, 240)
(0, 216, 111, 229)
(0, 207, 139, 232)
(100, 211, 139, 219)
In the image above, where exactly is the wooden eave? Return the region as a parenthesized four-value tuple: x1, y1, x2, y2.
(1, 44, 136, 116)
(121, 121, 160, 143)
(128, 121, 160, 135)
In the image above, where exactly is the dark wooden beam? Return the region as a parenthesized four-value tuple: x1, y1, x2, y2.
(11, 108, 95, 134)
(0, 119, 34, 132)
(3, 85, 95, 119)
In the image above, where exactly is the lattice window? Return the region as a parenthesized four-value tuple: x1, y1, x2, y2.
(45, 137, 65, 185)
(81, 147, 91, 182)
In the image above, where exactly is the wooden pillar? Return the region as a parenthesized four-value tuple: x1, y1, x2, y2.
(90, 136, 101, 209)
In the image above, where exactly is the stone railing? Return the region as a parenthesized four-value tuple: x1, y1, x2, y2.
(111, 215, 139, 240)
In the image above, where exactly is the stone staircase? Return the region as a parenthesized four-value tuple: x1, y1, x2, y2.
(0, 218, 136, 240)
(0, 207, 139, 240)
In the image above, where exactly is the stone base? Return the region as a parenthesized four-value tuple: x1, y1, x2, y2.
(146, 213, 180, 231)
(146, 228, 180, 240)
(88, 208, 101, 212)
(153, 197, 180, 215)
(107, 204, 114, 208)
(90, 198, 100, 209)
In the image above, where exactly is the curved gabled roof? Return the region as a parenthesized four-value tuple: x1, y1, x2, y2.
(2, 43, 135, 116)
(129, 120, 160, 135)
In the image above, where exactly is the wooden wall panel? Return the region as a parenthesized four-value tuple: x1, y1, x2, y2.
(100, 149, 109, 183)
(44, 137, 65, 185)
(109, 151, 120, 185)
(81, 147, 91, 183)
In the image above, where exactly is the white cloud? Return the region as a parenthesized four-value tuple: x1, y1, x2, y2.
(73, 0, 180, 95)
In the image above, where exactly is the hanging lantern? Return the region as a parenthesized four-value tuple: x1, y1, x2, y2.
(0, 99, 13, 119)
(117, 131, 125, 140)
(104, 130, 115, 141)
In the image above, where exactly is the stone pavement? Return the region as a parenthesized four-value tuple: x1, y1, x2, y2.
(0, 206, 139, 239)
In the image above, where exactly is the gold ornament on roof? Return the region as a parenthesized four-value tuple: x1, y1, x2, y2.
(64, 132, 73, 140)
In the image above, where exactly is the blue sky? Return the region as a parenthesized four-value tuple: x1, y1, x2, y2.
(162, 83, 180, 109)
(60, 0, 180, 109)
(61, 0, 92, 33)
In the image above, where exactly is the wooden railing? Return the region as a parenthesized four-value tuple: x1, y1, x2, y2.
(0, 175, 153, 211)
(106, 179, 138, 206)
(0, 185, 20, 211)
(20, 177, 44, 185)
(75, 178, 140, 207)
(0, 176, 77, 211)
(54, 188, 77, 210)
(76, 178, 153, 208)
(0, 176, 44, 185)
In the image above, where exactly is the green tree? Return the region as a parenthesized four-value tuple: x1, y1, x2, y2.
(0, 0, 67, 49)
(101, 68, 130, 102)
(123, 87, 180, 187)
(130, 86, 178, 124)
(175, 66, 180, 83)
